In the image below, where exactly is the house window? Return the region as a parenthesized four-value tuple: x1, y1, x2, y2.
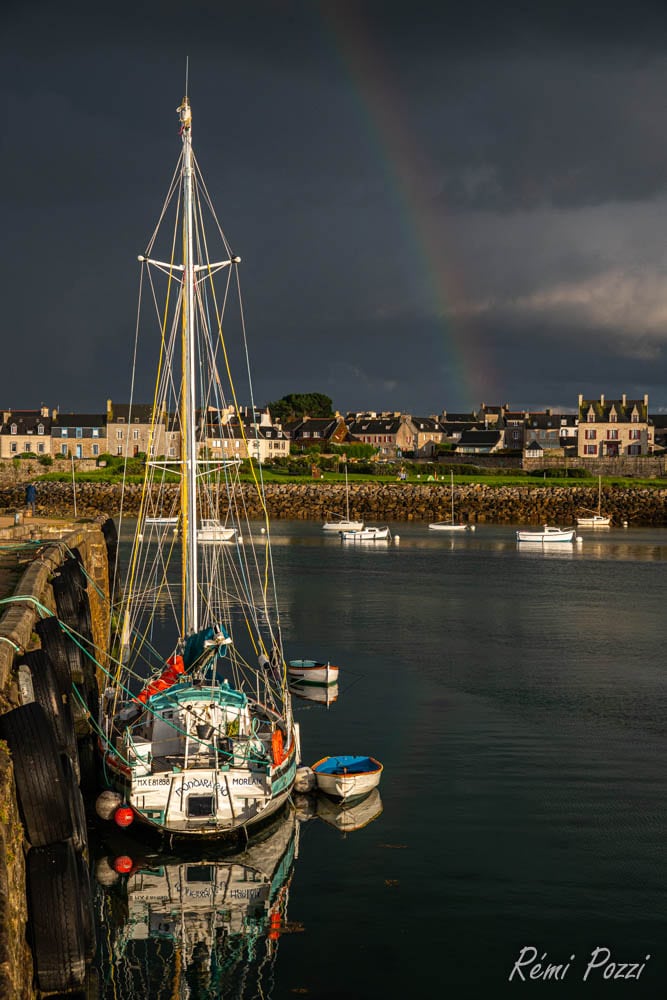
(587, 413, 595, 422)
(10, 424, 16, 435)
(118, 417, 125, 423)
(133, 430, 139, 440)
(117, 445, 123, 455)
(610, 412, 617, 422)
(584, 444, 597, 455)
(76, 428, 82, 438)
(585, 429, 596, 440)
(631, 412, 639, 423)
(628, 429, 641, 440)
(92, 444, 99, 456)
(169, 447, 175, 456)
(61, 444, 68, 456)
(92, 428, 99, 437)
(38, 443, 44, 454)
(62, 428, 68, 437)
(37, 424, 44, 435)
(628, 444, 641, 456)
(607, 430, 619, 440)
(117, 430, 123, 440)
(10, 443, 17, 453)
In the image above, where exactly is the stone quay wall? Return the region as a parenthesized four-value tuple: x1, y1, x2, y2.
(0, 518, 112, 1000)
(2, 479, 667, 526)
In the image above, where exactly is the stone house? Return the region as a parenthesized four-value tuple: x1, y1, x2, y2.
(0, 406, 54, 458)
(283, 415, 351, 452)
(577, 393, 652, 458)
(411, 416, 446, 458)
(51, 411, 107, 459)
(201, 406, 288, 464)
(105, 400, 173, 459)
(345, 413, 417, 459)
(455, 429, 504, 454)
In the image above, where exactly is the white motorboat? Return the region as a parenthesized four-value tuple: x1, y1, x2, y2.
(197, 518, 237, 543)
(340, 526, 390, 541)
(516, 525, 576, 543)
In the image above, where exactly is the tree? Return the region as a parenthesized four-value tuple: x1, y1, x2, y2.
(266, 393, 334, 424)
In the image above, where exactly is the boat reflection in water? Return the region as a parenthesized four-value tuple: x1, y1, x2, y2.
(289, 680, 339, 707)
(316, 787, 383, 834)
(95, 805, 300, 999)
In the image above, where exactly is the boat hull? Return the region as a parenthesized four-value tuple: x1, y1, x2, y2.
(516, 527, 575, 543)
(576, 515, 611, 527)
(428, 522, 469, 532)
(312, 755, 383, 801)
(103, 748, 297, 840)
(288, 660, 339, 686)
(340, 527, 389, 541)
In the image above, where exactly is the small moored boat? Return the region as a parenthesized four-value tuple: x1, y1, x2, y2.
(340, 526, 390, 541)
(288, 659, 339, 686)
(311, 755, 383, 801)
(197, 518, 237, 543)
(516, 525, 576, 543)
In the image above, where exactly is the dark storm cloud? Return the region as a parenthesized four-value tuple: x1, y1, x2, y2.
(3, 0, 667, 415)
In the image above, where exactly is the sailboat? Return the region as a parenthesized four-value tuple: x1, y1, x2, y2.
(576, 475, 611, 527)
(322, 464, 363, 532)
(428, 470, 470, 532)
(97, 95, 298, 840)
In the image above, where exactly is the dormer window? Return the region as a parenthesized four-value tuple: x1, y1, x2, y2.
(10, 424, 16, 435)
(118, 417, 125, 424)
(587, 412, 595, 422)
(37, 424, 44, 435)
(631, 411, 639, 423)
(610, 411, 617, 423)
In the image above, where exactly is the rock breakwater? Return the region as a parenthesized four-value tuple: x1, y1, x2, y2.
(2, 480, 667, 526)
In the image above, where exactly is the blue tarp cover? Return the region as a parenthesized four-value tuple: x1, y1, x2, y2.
(314, 756, 378, 774)
(183, 626, 230, 668)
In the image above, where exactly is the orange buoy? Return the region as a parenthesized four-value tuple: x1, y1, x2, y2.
(114, 805, 134, 828)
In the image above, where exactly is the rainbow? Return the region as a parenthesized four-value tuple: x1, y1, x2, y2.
(318, 5, 491, 409)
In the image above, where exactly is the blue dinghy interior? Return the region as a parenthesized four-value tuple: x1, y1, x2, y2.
(314, 756, 378, 774)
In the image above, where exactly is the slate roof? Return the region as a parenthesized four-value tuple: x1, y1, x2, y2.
(52, 413, 107, 427)
(108, 403, 155, 423)
(0, 410, 52, 435)
(579, 398, 648, 422)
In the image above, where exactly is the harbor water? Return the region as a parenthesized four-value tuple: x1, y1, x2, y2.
(93, 521, 666, 998)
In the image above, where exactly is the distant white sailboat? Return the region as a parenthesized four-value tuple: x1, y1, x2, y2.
(576, 476, 611, 527)
(428, 470, 470, 532)
(323, 464, 363, 532)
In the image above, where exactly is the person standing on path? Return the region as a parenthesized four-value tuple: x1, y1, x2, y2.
(25, 481, 36, 516)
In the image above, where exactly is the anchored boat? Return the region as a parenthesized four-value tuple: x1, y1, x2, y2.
(97, 95, 298, 839)
(311, 755, 383, 801)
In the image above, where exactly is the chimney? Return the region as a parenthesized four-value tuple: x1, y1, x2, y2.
(578, 393, 583, 408)
(107, 398, 113, 420)
(600, 393, 604, 406)
(622, 393, 627, 406)
(644, 393, 649, 407)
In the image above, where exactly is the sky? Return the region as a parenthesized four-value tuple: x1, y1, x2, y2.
(4, 0, 667, 417)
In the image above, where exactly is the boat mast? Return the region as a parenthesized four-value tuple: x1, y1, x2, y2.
(178, 95, 199, 635)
